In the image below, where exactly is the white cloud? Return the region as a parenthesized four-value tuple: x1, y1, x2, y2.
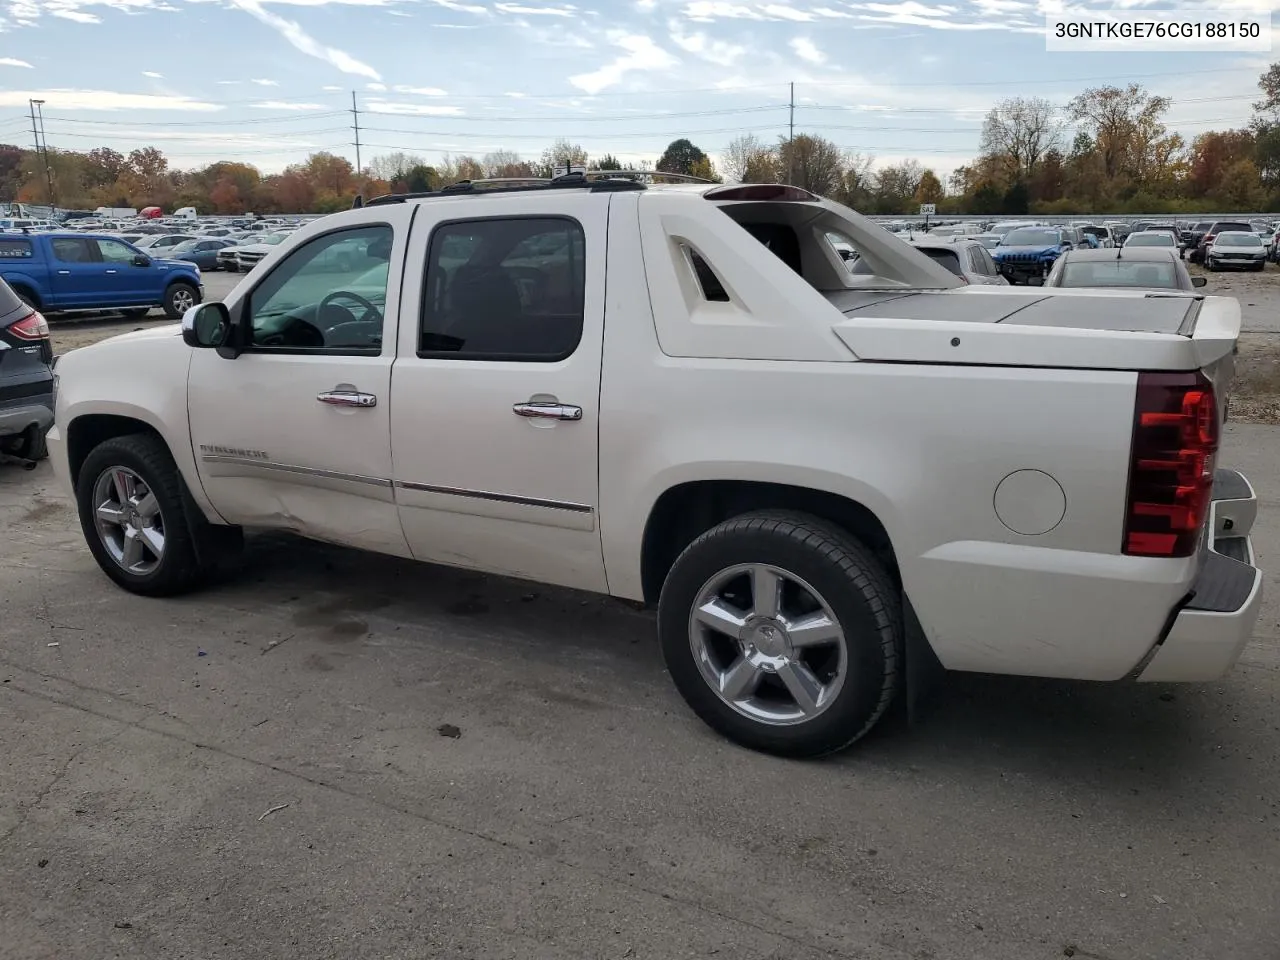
(250, 78, 279, 86)
(425, 0, 489, 11)
(388, 8, 411, 13)
(141, 70, 163, 78)
(504, 91, 528, 97)
(569, 33, 678, 93)
(682, 1, 764, 19)
(367, 81, 388, 90)
(52, 9, 100, 21)
(760, 3, 814, 19)
(366, 100, 465, 115)
(0, 89, 222, 112)
(812, 5, 852, 15)
(322, 84, 344, 91)
(790, 36, 824, 62)
(251, 100, 327, 109)
(393, 84, 448, 96)
(495, 2, 574, 12)
(216, 79, 241, 85)
(226, 0, 382, 80)
(669, 24, 745, 65)
(0, 58, 34, 68)
(636, 0, 657, 7)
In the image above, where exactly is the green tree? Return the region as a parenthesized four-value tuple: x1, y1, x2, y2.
(656, 138, 708, 176)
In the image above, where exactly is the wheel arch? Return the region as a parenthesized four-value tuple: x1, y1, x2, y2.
(66, 412, 165, 489)
(638, 479, 900, 607)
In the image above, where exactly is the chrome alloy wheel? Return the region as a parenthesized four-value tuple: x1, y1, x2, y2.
(91, 466, 166, 575)
(688, 563, 847, 725)
(170, 287, 196, 313)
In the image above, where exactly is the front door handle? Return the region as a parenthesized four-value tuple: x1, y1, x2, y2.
(513, 401, 582, 421)
(56, 269, 70, 275)
(318, 389, 377, 408)
(105, 269, 118, 274)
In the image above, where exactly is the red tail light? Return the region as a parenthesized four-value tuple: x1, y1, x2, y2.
(1123, 371, 1219, 558)
(8, 310, 49, 341)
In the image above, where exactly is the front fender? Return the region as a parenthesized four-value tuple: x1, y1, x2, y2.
(49, 333, 223, 523)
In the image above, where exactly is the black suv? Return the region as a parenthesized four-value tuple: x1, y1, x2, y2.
(0, 275, 54, 461)
(1191, 221, 1254, 264)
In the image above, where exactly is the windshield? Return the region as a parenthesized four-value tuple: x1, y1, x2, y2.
(1060, 260, 1179, 289)
(1126, 233, 1175, 246)
(169, 240, 199, 254)
(262, 232, 289, 245)
(1002, 229, 1059, 246)
(1218, 232, 1262, 246)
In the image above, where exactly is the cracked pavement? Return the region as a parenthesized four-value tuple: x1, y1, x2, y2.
(1, 422, 1278, 960)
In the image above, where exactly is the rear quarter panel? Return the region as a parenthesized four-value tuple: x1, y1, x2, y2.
(602, 195, 1192, 681)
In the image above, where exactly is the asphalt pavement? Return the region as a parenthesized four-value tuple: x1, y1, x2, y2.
(0, 419, 1277, 960)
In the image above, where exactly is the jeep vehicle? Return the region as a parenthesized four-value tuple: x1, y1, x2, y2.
(48, 175, 1263, 758)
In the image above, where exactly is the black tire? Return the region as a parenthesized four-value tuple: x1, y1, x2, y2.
(18, 424, 48, 461)
(76, 433, 230, 596)
(120, 307, 150, 320)
(162, 282, 200, 320)
(658, 511, 900, 758)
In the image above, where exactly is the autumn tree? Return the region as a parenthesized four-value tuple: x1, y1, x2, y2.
(871, 160, 924, 213)
(914, 169, 944, 206)
(535, 139, 588, 177)
(208, 176, 243, 213)
(1066, 84, 1171, 186)
(657, 138, 708, 176)
(721, 133, 777, 183)
(369, 152, 422, 181)
(979, 97, 1060, 183)
(589, 153, 622, 171)
(84, 148, 126, 187)
(272, 170, 315, 212)
(482, 150, 532, 178)
(777, 134, 846, 195)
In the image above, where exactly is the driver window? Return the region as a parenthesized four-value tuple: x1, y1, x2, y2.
(245, 225, 392, 354)
(96, 239, 138, 263)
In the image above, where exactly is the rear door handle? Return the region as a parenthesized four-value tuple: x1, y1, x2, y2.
(56, 269, 70, 275)
(105, 269, 117, 274)
(317, 389, 377, 408)
(513, 401, 582, 421)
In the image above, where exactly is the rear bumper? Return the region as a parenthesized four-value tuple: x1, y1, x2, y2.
(0, 394, 53, 438)
(1137, 469, 1263, 682)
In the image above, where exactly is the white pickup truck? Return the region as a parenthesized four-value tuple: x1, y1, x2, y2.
(47, 176, 1263, 757)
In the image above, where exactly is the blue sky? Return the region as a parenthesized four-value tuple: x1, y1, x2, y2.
(0, 0, 1275, 179)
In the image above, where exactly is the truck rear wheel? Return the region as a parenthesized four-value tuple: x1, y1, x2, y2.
(76, 434, 237, 596)
(658, 511, 900, 758)
(163, 282, 199, 319)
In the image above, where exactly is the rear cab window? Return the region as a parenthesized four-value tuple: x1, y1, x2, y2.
(0, 239, 33, 260)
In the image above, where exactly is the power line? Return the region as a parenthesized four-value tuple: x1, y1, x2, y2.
(40, 111, 349, 127)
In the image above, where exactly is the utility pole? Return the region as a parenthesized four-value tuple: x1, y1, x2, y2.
(351, 91, 362, 177)
(28, 98, 53, 208)
(788, 81, 795, 187)
(35, 100, 54, 209)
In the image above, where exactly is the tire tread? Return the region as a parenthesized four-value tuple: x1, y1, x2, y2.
(661, 509, 901, 757)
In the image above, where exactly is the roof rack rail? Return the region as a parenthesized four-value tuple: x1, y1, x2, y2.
(363, 169, 713, 207)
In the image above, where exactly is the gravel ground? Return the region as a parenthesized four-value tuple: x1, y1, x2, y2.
(1, 424, 1277, 960)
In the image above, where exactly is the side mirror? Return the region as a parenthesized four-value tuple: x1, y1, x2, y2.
(1192, 276, 1208, 288)
(132, 254, 151, 267)
(182, 302, 230, 349)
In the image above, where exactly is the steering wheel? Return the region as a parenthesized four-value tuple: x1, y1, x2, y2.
(319, 290, 381, 325)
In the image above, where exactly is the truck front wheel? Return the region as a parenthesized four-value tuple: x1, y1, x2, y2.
(658, 511, 900, 758)
(163, 282, 200, 319)
(76, 434, 238, 596)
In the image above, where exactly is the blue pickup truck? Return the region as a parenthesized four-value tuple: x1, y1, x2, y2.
(0, 232, 203, 319)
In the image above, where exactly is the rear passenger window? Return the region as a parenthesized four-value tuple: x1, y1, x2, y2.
(51, 238, 93, 263)
(419, 217, 585, 361)
(0, 239, 32, 259)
